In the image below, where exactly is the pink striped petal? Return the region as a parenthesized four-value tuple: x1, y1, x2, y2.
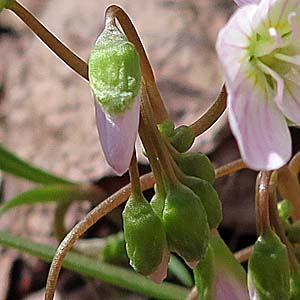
(94, 97, 140, 175)
(216, 5, 257, 89)
(215, 270, 250, 300)
(228, 69, 291, 170)
(233, 0, 260, 6)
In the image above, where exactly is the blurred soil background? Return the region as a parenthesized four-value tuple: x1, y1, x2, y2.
(0, 0, 270, 299)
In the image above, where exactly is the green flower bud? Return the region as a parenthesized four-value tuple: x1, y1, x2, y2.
(0, 0, 10, 13)
(103, 232, 128, 265)
(89, 25, 141, 116)
(123, 193, 166, 275)
(194, 235, 248, 300)
(176, 152, 215, 183)
(290, 270, 300, 300)
(157, 119, 175, 137)
(287, 220, 300, 244)
(150, 191, 165, 218)
(162, 182, 209, 263)
(248, 230, 291, 300)
(182, 176, 222, 228)
(170, 125, 195, 153)
(277, 199, 294, 221)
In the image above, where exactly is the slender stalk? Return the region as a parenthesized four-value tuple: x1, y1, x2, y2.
(8, 0, 88, 80)
(128, 150, 142, 196)
(140, 85, 177, 185)
(189, 85, 227, 137)
(44, 172, 155, 300)
(277, 165, 300, 221)
(255, 171, 272, 235)
(53, 201, 71, 242)
(269, 172, 299, 273)
(215, 159, 247, 178)
(289, 152, 300, 176)
(105, 5, 168, 123)
(139, 119, 165, 195)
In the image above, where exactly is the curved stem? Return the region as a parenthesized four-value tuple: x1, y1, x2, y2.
(255, 171, 272, 235)
(140, 85, 177, 185)
(105, 5, 168, 123)
(189, 85, 227, 137)
(215, 159, 247, 178)
(269, 172, 299, 273)
(44, 172, 155, 300)
(8, 0, 88, 80)
(277, 165, 300, 221)
(289, 152, 300, 177)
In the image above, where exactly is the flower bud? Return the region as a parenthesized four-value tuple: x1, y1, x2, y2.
(287, 220, 300, 244)
(89, 25, 141, 116)
(175, 152, 215, 183)
(170, 125, 195, 153)
(162, 182, 209, 264)
(157, 119, 175, 138)
(290, 270, 300, 300)
(102, 232, 128, 265)
(248, 230, 291, 300)
(0, 0, 10, 13)
(123, 193, 167, 276)
(194, 235, 249, 300)
(182, 176, 222, 228)
(277, 199, 294, 221)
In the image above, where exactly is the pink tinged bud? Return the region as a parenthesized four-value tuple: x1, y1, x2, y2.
(95, 97, 140, 175)
(194, 235, 250, 300)
(147, 247, 170, 284)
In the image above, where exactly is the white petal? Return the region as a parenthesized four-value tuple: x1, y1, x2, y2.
(280, 77, 300, 123)
(228, 69, 291, 170)
(216, 5, 257, 88)
(94, 97, 140, 175)
(233, 0, 260, 6)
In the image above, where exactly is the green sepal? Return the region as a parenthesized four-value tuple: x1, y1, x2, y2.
(0, 0, 10, 13)
(290, 270, 300, 300)
(123, 193, 166, 275)
(175, 152, 215, 183)
(182, 176, 222, 228)
(170, 126, 195, 153)
(287, 220, 300, 244)
(248, 230, 291, 300)
(150, 191, 165, 219)
(103, 232, 128, 265)
(157, 120, 175, 137)
(89, 25, 141, 116)
(162, 182, 209, 262)
(277, 199, 294, 221)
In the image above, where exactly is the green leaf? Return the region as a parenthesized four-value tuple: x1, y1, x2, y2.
(0, 231, 189, 300)
(169, 255, 194, 287)
(0, 184, 96, 216)
(0, 143, 75, 184)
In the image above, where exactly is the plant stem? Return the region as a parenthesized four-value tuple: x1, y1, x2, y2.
(215, 158, 247, 178)
(44, 172, 155, 300)
(269, 172, 300, 273)
(277, 165, 300, 221)
(8, 0, 88, 80)
(255, 171, 272, 235)
(105, 5, 168, 123)
(128, 150, 142, 196)
(189, 85, 227, 137)
(140, 85, 178, 185)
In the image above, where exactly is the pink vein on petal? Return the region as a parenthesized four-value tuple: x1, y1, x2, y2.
(95, 97, 140, 175)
